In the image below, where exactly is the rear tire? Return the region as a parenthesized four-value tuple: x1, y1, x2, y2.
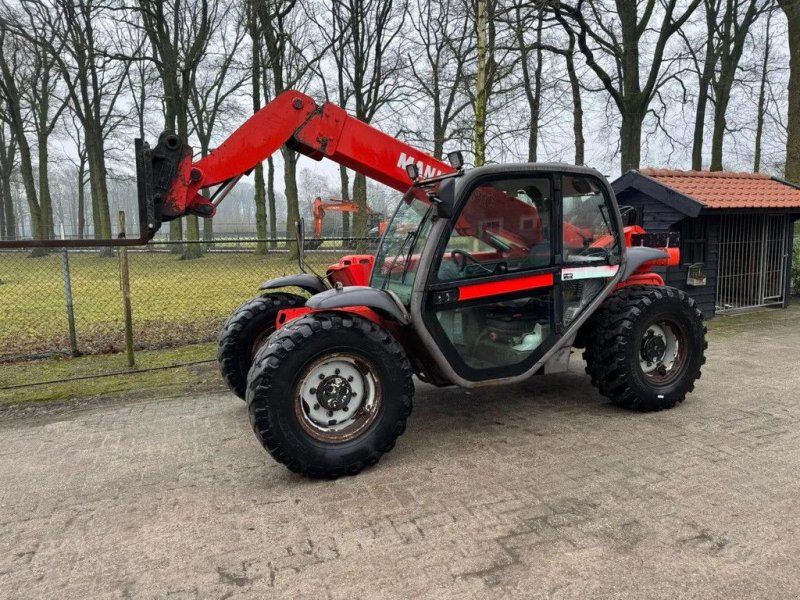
(217, 292, 305, 400)
(246, 312, 414, 478)
(583, 286, 707, 411)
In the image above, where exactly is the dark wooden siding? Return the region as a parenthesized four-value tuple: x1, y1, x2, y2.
(615, 189, 719, 318)
(615, 189, 685, 231)
(665, 215, 720, 319)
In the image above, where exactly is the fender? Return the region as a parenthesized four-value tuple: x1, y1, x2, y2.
(305, 286, 410, 325)
(621, 247, 669, 281)
(258, 273, 328, 294)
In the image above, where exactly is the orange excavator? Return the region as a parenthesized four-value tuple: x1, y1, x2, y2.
(311, 196, 386, 238)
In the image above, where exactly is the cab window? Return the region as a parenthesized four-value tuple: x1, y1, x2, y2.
(437, 177, 552, 281)
(562, 175, 619, 264)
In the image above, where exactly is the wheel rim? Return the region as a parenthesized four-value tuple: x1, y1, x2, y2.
(639, 320, 687, 385)
(294, 353, 382, 443)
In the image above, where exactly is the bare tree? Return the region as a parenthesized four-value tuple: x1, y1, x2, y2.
(63, 113, 89, 238)
(554, 0, 702, 173)
(253, 0, 323, 255)
(709, 0, 769, 170)
(0, 116, 16, 240)
(533, 19, 585, 164)
(406, 0, 473, 159)
(475, 0, 488, 165)
(135, 0, 224, 257)
(4, 0, 135, 251)
(506, 3, 546, 161)
(754, 2, 776, 172)
(777, 0, 799, 181)
(0, 25, 54, 248)
(246, 1, 269, 253)
(329, 0, 407, 246)
(188, 4, 248, 243)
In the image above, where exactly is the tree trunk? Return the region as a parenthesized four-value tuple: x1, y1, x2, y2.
(709, 70, 735, 171)
(692, 72, 713, 170)
(565, 52, 584, 165)
(474, 0, 487, 166)
(282, 148, 300, 258)
(0, 130, 15, 240)
(619, 110, 644, 174)
(77, 163, 86, 239)
(85, 130, 113, 252)
(36, 134, 54, 239)
(692, 7, 718, 171)
(352, 172, 368, 253)
(254, 162, 268, 254)
(754, 10, 773, 173)
(267, 156, 277, 248)
(4, 178, 16, 239)
(339, 165, 350, 242)
(778, 0, 799, 181)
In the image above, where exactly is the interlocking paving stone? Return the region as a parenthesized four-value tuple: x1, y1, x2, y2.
(1, 309, 800, 598)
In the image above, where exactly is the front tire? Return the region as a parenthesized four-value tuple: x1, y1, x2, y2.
(247, 313, 414, 478)
(217, 292, 305, 400)
(583, 286, 707, 411)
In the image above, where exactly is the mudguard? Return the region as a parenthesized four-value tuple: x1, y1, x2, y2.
(306, 286, 410, 325)
(258, 273, 328, 294)
(622, 247, 669, 281)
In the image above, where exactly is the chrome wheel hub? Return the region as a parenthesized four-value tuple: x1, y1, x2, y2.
(639, 323, 679, 376)
(295, 354, 380, 442)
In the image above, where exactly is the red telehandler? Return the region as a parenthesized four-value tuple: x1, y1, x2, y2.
(136, 90, 706, 478)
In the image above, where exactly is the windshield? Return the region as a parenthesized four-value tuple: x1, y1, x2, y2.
(369, 183, 438, 305)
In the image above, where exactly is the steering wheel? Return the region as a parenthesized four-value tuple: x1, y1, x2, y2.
(450, 249, 493, 275)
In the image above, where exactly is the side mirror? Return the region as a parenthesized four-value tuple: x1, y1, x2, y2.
(434, 178, 456, 219)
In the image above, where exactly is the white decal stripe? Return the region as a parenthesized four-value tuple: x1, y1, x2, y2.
(561, 265, 620, 281)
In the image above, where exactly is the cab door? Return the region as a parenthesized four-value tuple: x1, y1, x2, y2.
(421, 174, 563, 382)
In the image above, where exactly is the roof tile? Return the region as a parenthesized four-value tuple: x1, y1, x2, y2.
(637, 168, 800, 209)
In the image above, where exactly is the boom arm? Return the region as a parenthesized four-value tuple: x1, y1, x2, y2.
(137, 90, 455, 235)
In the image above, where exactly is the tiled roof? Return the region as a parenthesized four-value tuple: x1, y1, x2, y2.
(637, 168, 800, 209)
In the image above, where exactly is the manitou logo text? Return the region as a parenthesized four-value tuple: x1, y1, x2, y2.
(397, 152, 443, 179)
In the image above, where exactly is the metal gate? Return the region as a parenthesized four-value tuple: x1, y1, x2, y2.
(716, 214, 788, 312)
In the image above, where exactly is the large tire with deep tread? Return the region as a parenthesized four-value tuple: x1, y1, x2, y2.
(246, 312, 414, 478)
(583, 286, 707, 411)
(217, 292, 306, 400)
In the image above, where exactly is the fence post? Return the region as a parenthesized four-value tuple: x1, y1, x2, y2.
(61, 247, 80, 357)
(118, 212, 135, 367)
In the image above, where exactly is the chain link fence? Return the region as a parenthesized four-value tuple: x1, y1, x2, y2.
(0, 238, 377, 364)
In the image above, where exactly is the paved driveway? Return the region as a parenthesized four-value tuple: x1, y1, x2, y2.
(1, 308, 799, 599)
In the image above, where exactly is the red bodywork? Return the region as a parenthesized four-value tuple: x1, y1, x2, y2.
(158, 91, 454, 221)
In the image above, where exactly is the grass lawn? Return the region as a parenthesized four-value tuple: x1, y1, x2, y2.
(0, 342, 223, 405)
(0, 249, 341, 361)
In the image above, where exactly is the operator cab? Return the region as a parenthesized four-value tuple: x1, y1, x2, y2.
(371, 165, 625, 384)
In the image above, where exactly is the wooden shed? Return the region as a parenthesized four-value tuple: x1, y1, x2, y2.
(612, 169, 800, 318)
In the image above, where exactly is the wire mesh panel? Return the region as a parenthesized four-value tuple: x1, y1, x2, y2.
(0, 239, 372, 363)
(716, 214, 788, 313)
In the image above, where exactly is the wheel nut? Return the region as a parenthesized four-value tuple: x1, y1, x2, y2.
(327, 410, 334, 417)
(351, 392, 357, 398)
(335, 368, 340, 375)
(342, 405, 349, 412)
(313, 404, 320, 410)
(319, 373, 325, 380)
(347, 376, 354, 382)
(310, 388, 316, 394)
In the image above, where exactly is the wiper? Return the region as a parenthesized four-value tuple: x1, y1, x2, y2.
(400, 207, 433, 284)
(381, 230, 416, 290)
